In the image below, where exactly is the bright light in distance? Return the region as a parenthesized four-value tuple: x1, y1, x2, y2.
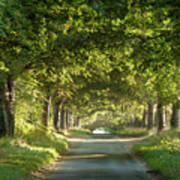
(92, 128, 110, 135)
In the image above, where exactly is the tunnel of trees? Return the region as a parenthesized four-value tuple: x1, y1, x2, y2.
(0, 0, 179, 137)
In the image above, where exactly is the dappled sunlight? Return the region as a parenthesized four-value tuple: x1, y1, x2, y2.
(0, 132, 68, 180)
(46, 135, 153, 180)
(69, 136, 147, 143)
(134, 130, 180, 179)
(0, 0, 178, 179)
(63, 154, 108, 160)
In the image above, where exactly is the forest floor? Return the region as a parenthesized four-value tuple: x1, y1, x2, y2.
(41, 135, 163, 180)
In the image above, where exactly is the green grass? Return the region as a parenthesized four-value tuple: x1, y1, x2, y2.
(25, 128, 68, 154)
(133, 129, 180, 180)
(67, 128, 91, 136)
(112, 128, 148, 137)
(0, 128, 68, 180)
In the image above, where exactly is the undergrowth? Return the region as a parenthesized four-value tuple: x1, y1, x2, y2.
(0, 125, 68, 180)
(133, 129, 180, 180)
(112, 127, 148, 137)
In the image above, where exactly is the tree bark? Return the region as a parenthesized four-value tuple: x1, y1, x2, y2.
(65, 111, 69, 129)
(73, 115, 77, 127)
(171, 100, 180, 129)
(0, 94, 6, 137)
(69, 113, 74, 128)
(76, 116, 80, 127)
(53, 102, 60, 130)
(73, 116, 80, 127)
(42, 94, 51, 127)
(163, 106, 167, 128)
(53, 98, 64, 130)
(60, 106, 65, 129)
(157, 103, 166, 132)
(142, 109, 148, 127)
(147, 103, 154, 130)
(0, 76, 15, 136)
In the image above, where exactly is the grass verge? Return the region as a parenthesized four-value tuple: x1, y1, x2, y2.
(133, 129, 180, 180)
(67, 128, 91, 136)
(0, 128, 68, 180)
(112, 128, 148, 137)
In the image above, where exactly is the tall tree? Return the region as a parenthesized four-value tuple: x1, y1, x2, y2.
(171, 100, 180, 129)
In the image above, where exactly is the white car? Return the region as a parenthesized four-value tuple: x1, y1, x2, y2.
(92, 128, 110, 134)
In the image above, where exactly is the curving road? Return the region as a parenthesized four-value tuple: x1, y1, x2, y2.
(46, 135, 156, 180)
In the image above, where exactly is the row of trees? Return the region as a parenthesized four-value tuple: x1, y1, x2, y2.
(0, 0, 179, 137)
(69, 91, 180, 132)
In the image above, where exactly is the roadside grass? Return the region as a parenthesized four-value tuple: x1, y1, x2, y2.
(112, 127, 148, 137)
(133, 129, 180, 180)
(0, 128, 68, 180)
(67, 128, 91, 136)
(25, 128, 68, 154)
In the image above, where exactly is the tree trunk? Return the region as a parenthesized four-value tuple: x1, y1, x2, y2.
(42, 95, 51, 127)
(154, 108, 158, 127)
(53, 103, 59, 130)
(69, 113, 74, 128)
(171, 100, 180, 128)
(134, 117, 140, 127)
(76, 116, 80, 127)
(53, 99, 64, 130)
(60, 106, 65, 129)
(163, 106, 167, 128)
(73, 115, 77, 127)
(130, 115, 135, 127)
(147, 103, 154, 130)
(0, 77, 15, 136)
(157, 103, 165, 132)
(73, 116, 80, 127)
(65, 111, 69, 129)
(142, 109, 148, 127)
(0, 94, 6, 137)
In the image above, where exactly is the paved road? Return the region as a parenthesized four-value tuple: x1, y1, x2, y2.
(46, 135, 154, 180)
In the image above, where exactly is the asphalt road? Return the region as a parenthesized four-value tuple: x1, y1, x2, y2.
(46, 135, 154, 180)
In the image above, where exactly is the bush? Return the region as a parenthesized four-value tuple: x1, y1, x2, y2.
(112, 127, 148, 137)
(25, 128, 68, 153)
(133, 130, 180, 180)
(0, 128, 68, 180)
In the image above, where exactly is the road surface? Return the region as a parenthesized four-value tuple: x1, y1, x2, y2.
(46, 135, 156, 180)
